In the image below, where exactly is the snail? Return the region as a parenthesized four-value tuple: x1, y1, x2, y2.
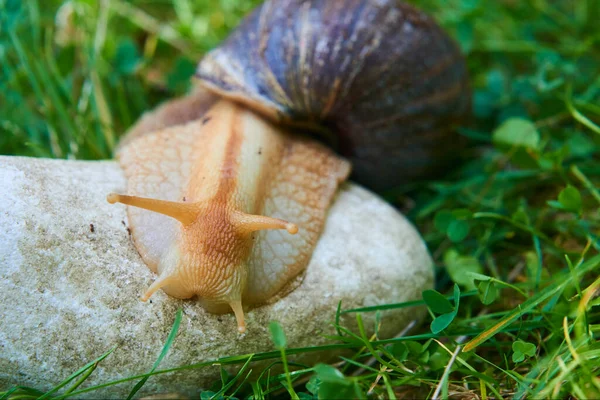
(107, 0, 470, 333)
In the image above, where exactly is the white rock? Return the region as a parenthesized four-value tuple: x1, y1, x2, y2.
(0, 156, 433, 398)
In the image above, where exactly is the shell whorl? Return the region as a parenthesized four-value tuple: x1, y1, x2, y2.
(196, 0, 471, 191)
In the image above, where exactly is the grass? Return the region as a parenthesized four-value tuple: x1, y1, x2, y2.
(1, 0, 600, 398)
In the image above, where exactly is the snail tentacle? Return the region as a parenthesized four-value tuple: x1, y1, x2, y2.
(229, 300, 246, 334)
(107, 193, 199, 225)
(140, 275, 180, 302)
(231, 211, 299, 235)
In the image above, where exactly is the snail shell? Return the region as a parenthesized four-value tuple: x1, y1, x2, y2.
(196, 0, 471, 191)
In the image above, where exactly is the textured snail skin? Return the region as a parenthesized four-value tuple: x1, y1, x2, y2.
(196, 0, 471, 191)
(109, 98, 349, 333)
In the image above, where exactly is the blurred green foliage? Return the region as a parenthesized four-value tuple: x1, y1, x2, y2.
(0, 0, 262, 158)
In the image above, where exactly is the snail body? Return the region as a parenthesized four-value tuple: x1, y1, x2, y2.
(110, 99, 349, 333)
(108, 0, 470, 333)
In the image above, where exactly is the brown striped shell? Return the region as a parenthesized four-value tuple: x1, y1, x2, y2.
(196, 0, 470, 191)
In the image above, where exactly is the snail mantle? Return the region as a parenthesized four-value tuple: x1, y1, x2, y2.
(0, 156, 433, 398)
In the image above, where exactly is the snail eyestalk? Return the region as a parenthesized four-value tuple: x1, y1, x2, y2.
(107, 193, 198, 225)
(231, 211, 298, 235)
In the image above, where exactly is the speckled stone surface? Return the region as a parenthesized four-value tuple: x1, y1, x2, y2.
(0, 156, 433, 398)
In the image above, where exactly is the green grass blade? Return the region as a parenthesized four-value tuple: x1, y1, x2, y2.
(126, 308, 183, 400)
(209, 355, 254, 399)
(342, 290, 477, 314)
(463, 253, 600, 352)
(0, 386, 44, 400)
(37, 346, 116, 399)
